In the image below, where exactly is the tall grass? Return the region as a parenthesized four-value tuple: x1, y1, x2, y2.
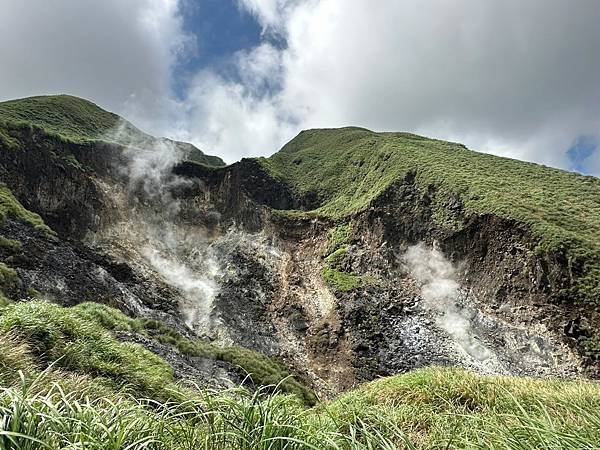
(1, 367, 600, 449)
(0, 371, 411, 450)
(1, 304, 600, 448)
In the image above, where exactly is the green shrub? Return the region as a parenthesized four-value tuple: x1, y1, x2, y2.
(320, 223, 377, 292)
(321, 267, 363, 292)
(0, 262, 22, 303)
(0, 235, 21, 253)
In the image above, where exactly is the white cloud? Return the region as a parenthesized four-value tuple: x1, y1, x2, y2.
(1, 0, 599, 172)
(0, 0, 188, 123)
(236, 0, 299, 32)
(179, 51, 295, 162)
(200, 0, 600, 171)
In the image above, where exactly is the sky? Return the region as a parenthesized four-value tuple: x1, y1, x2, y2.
(0, 0, 599, 175)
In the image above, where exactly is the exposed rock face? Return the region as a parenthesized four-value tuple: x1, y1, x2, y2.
(0, 128, 594, 399)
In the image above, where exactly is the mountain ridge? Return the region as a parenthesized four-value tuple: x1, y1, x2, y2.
(257, 127, 600, 309)
(1, 93, 600, 446)
(0, 94, 226, 168)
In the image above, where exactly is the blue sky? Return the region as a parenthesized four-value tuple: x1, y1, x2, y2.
(567, 137, 598, 175)
(174, 0, 262, 97)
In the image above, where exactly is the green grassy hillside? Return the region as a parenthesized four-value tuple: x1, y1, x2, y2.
(1, 302, 600, 449)
(0, 95, 226, 167)
(0, 95, 131, 141)
(259, 127, 600, 306)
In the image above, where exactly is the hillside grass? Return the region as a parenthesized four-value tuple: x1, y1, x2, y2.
(1, 338, 600, 449)
(319, 223, 380, 292)
(260, 127, 600, 304)
(0, 185, 53, 235)
(0, 95, 125, 142)
(0, 95, 226, 167)
(0, 301, 181, 402)
(0, 302, 599, 449)
(0, 185, 52, 303)
(331, 366, 600, 448)
(0, 300, 315, 404)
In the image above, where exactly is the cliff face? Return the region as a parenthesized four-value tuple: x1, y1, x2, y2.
(0, 96, 598, 398)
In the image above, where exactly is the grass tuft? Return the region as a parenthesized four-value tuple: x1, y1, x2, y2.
(0, 301, 179, 402)
(0, 185, 53, 235)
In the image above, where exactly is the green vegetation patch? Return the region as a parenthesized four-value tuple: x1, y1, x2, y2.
(324, 223, 352, 256)
(0, 235, 21, 253)
(328, 366, 600, 448)
(0, 301, 178, 401)
(320, 223, 377, 292)
(140, 318, 317, 405)
(0, 120, 19, 149)
(321, 267, 363, 292)
(0, 185, 53, 235)
(8, 301, 316, 404)
(0, 262, 22, 305)
(1, 361, 600, 449)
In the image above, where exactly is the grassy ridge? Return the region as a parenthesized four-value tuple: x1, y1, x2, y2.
(0, 95, 226, 167)
(334, 366, 600, 448)
(260, 128, 600, 305)
(0, 95, 125, 142)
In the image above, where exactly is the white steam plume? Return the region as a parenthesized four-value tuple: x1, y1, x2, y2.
(142, 247, 219, 332)
(403, 243, 493, 362)
(103, 121, 220, 334)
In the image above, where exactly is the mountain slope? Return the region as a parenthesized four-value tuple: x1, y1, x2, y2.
(0, 95, 226, 167)
(0, 94, 598, 396)
(1, 94, 600, 448)
(0, 94, 128, 141)
(259, 127, 600, 307)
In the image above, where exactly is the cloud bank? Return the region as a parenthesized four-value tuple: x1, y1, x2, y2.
(1, 0, 599, 173)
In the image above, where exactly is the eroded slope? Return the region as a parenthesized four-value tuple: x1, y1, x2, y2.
(0, 96, 598, 399)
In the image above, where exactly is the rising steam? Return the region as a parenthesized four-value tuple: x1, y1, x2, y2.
(103, 120, 220, 335)
(403, 243, 493, 362)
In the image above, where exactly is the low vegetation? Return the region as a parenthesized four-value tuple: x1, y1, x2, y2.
(1, 319, 599, 450)
(0, 300, 315, 405)
(0, 301, 180, 402)
(127, 317, 316, 405)
(0, 185, 53, 235)
(320, 223, 377, 292)
(335, 366, 600, 448)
